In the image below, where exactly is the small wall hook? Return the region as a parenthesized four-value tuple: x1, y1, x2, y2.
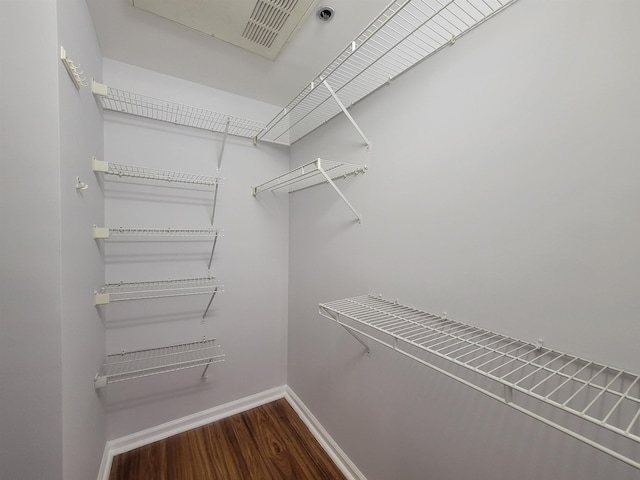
(60, 46, 88, 89)
(76, 176, 88, 191)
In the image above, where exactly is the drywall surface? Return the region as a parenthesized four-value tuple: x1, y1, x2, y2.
(288, 1, 640, 479)
(101, 60, 290, 439)
(56, 1, 106, 479)
(0, 2, 64, 479)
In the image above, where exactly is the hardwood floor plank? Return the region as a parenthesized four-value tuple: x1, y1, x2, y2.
(109, 442, 167, 480)
(108, 398, 347, 480)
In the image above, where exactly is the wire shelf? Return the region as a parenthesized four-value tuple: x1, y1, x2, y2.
(259, 0, 519, 145)
(92, 81, 266, 140)
(251, 158, 367, 195)
(251, 158, 367, 222)
(92, 158, 221, 188)
(94, 339, 225, 389)
(93, 226, 223, 241)
(94, 276, 223, 305)
(320, 294, 640, 470)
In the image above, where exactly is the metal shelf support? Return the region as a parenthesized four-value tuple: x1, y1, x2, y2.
(217, 117, 230, 172)
(316, 159, 363, 223)
(323, 80, 370, 148)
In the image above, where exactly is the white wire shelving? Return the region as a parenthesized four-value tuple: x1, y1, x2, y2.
(93, 157, 222, 225)
(92, 81, 266, 143)
(258, 0, 519, 145)
(94, 339, 225, 389)
(93, 226, 223, 269)
(319, 294, 640, 470)
(92, 226, 223, 241)
(251, 158, 367, 222)
(94, 276, 223, 318)
(92, 157, 221, 188)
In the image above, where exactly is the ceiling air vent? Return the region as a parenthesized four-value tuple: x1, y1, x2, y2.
(131, 0, 316, 60)
(242, 0, 299, 49)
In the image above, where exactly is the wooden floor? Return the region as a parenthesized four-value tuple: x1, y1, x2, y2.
(108, 398, 347, 480)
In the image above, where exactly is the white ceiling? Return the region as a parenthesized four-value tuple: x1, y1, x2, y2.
(85, 0, 391, 107)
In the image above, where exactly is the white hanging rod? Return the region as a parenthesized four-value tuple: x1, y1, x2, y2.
(92, 157, 222, 188)
(92, 226, 223, 240)
(258, 0, 519, 145)
(251, 158, 367, 222)
(94, 339, 225, 389)
(94, 276, 223, 305)
(320, 294, 640, 471)
(91, 81, 266, 142)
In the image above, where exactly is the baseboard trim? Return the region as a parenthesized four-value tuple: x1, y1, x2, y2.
(284, 387, 367, 480)
(97, 385, 287, 480)
(98, 384, 366, 480)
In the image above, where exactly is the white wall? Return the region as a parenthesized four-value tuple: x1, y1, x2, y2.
(100, 60, 290, 439)
(56, 1, 106, 479)
(288, 1, 640, 479)
(0, 1, 64, 479)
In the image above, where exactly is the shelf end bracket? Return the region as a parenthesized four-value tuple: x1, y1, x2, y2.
(316, 159, 363, 223)
(202, 290, 218, 319)
(322, 80, 370, 148)
(94, 374, 107, 390)
(320, 305, 370, 356)
(216, 118, 230, 172)
(341, 324, 371, 356)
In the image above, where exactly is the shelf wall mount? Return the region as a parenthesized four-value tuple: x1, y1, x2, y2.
(319, 294, 640, 471)
(94, 339, 225, 389)
(251, 158, 367, 222)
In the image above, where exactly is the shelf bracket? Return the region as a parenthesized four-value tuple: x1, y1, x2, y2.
(323, 80, 370, 148)
(201, 358, 213, 379)
(94, 292, 110, 306)
(202, 290, 217, 319)
(319, 305, 370, 355)
(316, 159, 363, 223)
(207, 234, 219, 271)
(211, 183, 219, 226)
(216, 117, 230, 172)
(341, 324, 371, 356)
(94, 373, 107, 390)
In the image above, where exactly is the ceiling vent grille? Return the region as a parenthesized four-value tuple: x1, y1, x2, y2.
(130, 0, 315, 60)
(242, 0, 299, 48)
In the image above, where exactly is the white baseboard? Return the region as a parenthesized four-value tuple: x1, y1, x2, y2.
(97, 385, 287, 480)
(98, 384, 366, 480)
(284, 387, 367, 480)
